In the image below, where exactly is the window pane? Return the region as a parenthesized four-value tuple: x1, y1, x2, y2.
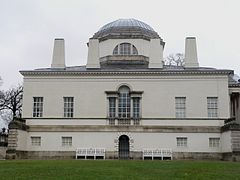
(133, 98, 140, 118)
(62, 137, 72, 146)
(175, 97, 186, 118)
(207, 97, 218, 117)
(64, 97, 74, 118)
(31, 137, 41, 146)
(132, 45, 138, 55)
(113, 43, 138, 55)
(177, 137, 187, 147)
(113, 45, 118, 55)
(209, 138, 220, 147)
(109, 97, 116, 117)
(33, 97, 43, 117)
(118, 86, 130, 118)
(120, 43, 131, 55)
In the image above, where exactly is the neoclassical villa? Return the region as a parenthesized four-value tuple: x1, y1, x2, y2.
(6, 19, 240, 160)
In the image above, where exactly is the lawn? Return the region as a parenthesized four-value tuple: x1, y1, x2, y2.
(0, 160, 240, 180)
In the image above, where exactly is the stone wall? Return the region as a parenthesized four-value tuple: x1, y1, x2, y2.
(0, 147, 7, 159)
(222, 152, 240, 161)
(173, 152, 222, 160)
(221, 122, 240, 161)
(10, 150, 230, 161)
(231, 130, 240, 152)
(8, 150, 75, 159)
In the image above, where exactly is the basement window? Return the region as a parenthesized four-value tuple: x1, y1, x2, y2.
(177, 137, 187, 147)
(209, 138, 220, 148)
(31, 136, 41, 146)
(62, 137, 72, 146)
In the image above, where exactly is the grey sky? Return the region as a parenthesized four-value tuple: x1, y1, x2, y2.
(0, 0, 240, 91)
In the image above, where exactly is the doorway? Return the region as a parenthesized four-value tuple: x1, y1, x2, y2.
(118, 135, 130, 159)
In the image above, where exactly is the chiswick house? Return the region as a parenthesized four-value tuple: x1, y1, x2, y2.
(6, 19, 240, 161)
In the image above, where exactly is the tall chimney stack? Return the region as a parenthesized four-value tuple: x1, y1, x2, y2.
(184, 37, 199, 68)
(51, 38, 65, 68)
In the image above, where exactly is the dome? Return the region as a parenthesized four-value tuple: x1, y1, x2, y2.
(92, 18, 160, 40)
(99, 18, 155, 32)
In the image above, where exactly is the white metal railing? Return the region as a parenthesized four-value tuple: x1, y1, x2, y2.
(143, 148, 172, 160)
(76, 148, 105, 160)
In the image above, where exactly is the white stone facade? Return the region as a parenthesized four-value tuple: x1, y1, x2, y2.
(6, 19, 240, 160)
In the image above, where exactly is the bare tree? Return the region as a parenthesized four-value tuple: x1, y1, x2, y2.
(0, 110, 13, 125)
(164, 53, 185, 67)
(0, 85, 23, 124)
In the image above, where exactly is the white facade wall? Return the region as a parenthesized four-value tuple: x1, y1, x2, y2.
(221, 131, 232, 152)
(22, 74, 230, 119)
(26, 132, 221, 153)
(16, 130, 28, 151)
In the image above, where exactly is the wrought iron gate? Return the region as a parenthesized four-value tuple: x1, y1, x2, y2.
(118, 135, 130, 159)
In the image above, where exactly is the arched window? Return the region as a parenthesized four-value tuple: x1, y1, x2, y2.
(106, 85, 142, 125)
(132, 46, 138, 55)
(113, 43, 138, 55)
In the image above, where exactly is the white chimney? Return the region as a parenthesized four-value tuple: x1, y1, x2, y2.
(51, 38, 65, 68)
(184, 37, 199, 68)
(86, 39, 100, 68)
(149, 39, 164, 68)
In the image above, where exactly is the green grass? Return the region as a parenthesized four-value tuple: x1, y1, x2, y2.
(0, 160, 240, 180)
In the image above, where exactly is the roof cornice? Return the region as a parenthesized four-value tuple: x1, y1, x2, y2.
(229, 84, 240, 88)
(20, 69, 233, 76)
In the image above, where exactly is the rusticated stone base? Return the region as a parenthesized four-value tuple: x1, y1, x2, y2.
(0, 147, 7, 159)
(8, 150, 144, 160)
(5, 150, 240, 161)
(26, 151, 75, 159)
(173, 152, 223, 160)
(222, 152, 240, 162)
(6, 150, 75, 159)
(105, 151, 142, 159)
(105, 151, 118, 159)
(130, 151, 142, 160)
(5, 149, 17, 159)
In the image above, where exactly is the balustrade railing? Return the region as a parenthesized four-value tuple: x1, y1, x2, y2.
(107, 118, 140, 125)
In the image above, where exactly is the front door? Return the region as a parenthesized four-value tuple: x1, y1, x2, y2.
(118, 135, 130, 159)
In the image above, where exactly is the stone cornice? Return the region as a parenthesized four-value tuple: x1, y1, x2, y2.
(23, 117, 228, 120)
(229, 84, 240, 88)
(28, 125, 221, 133)
(20, 69, 233, 77)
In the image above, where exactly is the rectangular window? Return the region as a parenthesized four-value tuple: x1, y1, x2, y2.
(175, 97, 186, 118)
(177, 137, 187, 147)
(207, 97, 218, 117)
(62, 137, 72, 146)
(109, 97, 116, 118)
(133, 98, 140, 118)
(209, 138, 220, 147)
(64, 97, 74, 118)
(31, 137, 41, 146)
(33, 97, 43, 117)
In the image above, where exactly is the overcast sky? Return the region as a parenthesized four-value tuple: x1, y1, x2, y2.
(0, 0, 240, 90)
